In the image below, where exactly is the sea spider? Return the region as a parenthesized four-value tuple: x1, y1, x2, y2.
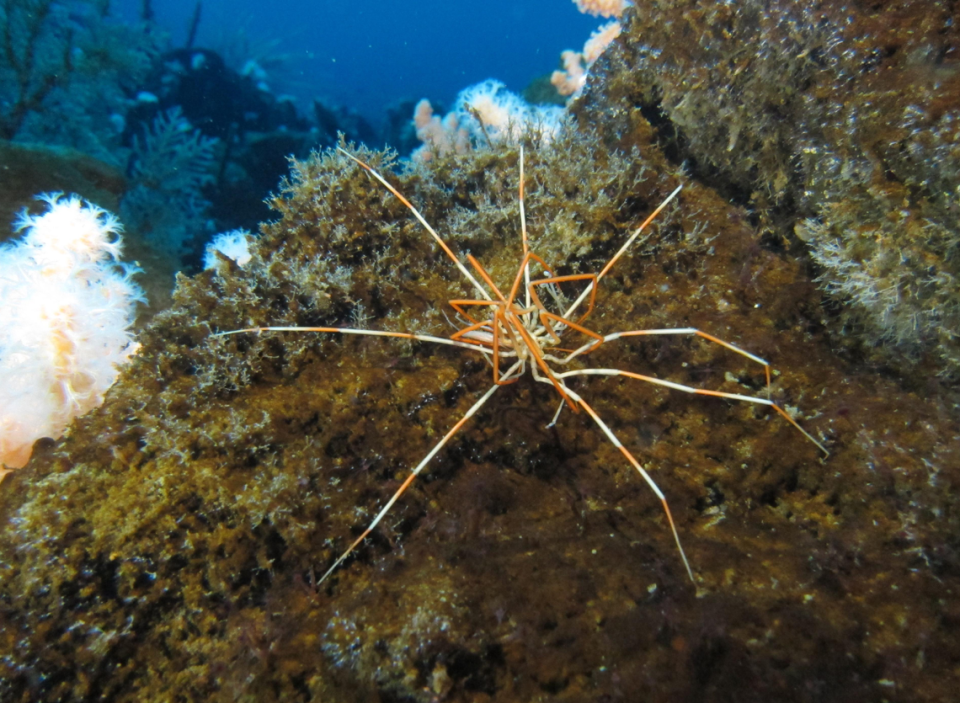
(216, 147, 827, 586)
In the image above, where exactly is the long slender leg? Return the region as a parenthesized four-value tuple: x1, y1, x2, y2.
(605, 328, 772, 386)
(213, 325, 492, 356)
(557, 366, 828, 455)
(562, 327, 770, 383)
(317, 370, 512, 586)
(518, 146, 531, 310)
(529, 272, 598, 323)
(337, 148, 492, 303)
(562, 184, 683, 321)
(561, 385, 696, 584)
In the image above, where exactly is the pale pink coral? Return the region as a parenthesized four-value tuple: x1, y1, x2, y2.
(455, 81, 564, 144)
(574, 0, 629, 19)
(583, 20, 622, 65)
(551, 50, 587, 97)
(411, 98, 470, 163)
(412, 81, 565, 159)
(552, 21, 622, 97)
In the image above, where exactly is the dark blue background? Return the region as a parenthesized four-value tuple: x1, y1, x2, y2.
(116, 0, 600, 121)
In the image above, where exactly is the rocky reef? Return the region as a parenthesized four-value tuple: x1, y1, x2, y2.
(1, 2, 959, 702)
(584, 0, 960, 381)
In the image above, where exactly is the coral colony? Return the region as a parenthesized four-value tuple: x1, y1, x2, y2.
(203, 229, 254, 271)
(412, 80, 565, 162)
(0, 196, 143, 475)
(552, 0, 630, 97)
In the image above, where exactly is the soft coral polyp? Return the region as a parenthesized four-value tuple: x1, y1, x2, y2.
(0, 194, 143, 473)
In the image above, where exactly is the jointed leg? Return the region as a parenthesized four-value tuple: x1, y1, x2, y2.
(213, 325, 491, 356)
(557, 366, 828, 455)
(561, 385, 696, 584)
(562, 184, 684, 321)
(562, 327, 771, 383)
(317, 369, 513, 585)
(606, 328, 772, 386)
(337, 148, 492, 303)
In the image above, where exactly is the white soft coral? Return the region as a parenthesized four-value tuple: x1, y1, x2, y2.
(412, 80, 566, 161)
(0, 194, 144, 473)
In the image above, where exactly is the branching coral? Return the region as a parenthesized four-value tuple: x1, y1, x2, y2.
(412, 98, 470, 161)
(412, 81, 564, 161)
(552, 20, 622, 97)
(121, 106, 219, 254)
(0, 0, 69, 139)
(553, 1, 627, 98)
(574, 0, 630, 19)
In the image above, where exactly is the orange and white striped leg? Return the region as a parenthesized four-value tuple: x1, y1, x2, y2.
(558, 366, 828, 455)
(563, 385, 696, 584)
(317, 371, 511, 586)
(213, 325, 493, 356)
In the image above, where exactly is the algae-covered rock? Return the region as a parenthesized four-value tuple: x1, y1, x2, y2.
(1, 5, 960, 702)
(0, 140, 125, 243)
(580, 0, 960, 380)
(1, 126, 958, 701)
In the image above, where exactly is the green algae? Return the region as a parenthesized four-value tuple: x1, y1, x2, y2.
(2, 5, 960, 701)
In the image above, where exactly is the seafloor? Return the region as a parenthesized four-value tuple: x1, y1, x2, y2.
(2, 2, 960, 702)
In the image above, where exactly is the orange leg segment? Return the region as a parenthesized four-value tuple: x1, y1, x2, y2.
(317, 374, 510, 585)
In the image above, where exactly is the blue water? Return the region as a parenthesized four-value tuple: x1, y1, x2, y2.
(116, 0, 599, 123)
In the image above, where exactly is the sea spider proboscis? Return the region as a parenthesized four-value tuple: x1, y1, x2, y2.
(216, 147, 828, 586)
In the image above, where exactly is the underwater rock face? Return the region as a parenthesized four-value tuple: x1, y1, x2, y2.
(1, 129, 958, 701)
(0, 141, 125, 242)
(1, 5, 959, 703)
(582, 0, 960, 381)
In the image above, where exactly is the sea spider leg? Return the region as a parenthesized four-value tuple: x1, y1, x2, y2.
(316, 363, 519, 585)
(556, 365, 828, 455)
(558, 384, 696, 583)
(537, 312, 605, 357)
(529, 272, 598, 325)
(579, 328, 771, 384)
(213, 325, 491, 357)
(561, 183, 684, 322)
(557, 327, 829, 455)
(337, 147, 492, 303)
(518, 145, 532, 309)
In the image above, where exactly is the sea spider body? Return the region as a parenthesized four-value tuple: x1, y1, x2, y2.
(216, 147, 827, 587)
